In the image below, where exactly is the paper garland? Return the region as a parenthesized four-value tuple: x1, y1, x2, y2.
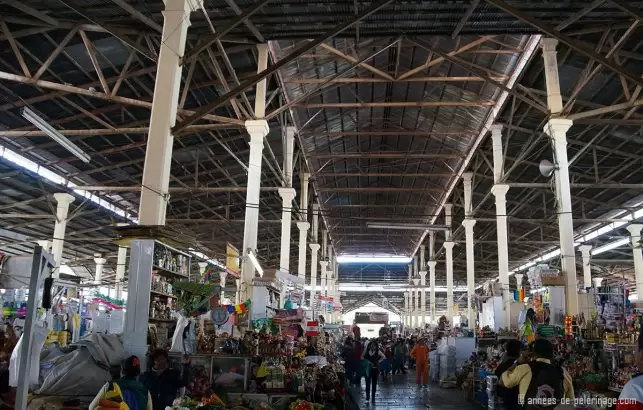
(93, 292, 125, 310)
(223, 299, 251, 314)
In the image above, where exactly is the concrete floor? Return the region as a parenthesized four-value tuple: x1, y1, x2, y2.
(351, 372, 479, 410)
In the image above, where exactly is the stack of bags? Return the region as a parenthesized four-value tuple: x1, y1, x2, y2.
(438, 343, 457, 385)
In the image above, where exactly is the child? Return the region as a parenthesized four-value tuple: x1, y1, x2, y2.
(89, 356, 152, 410)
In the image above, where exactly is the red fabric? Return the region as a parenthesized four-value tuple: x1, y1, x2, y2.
(416, 361, 428, 385)
(617, 401, 643, 410)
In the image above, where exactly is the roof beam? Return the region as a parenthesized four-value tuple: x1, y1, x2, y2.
(2, 0, 58, 26)
(397, 36, 494, 81)
(294, 101, 494, 108)
(317, 187, 444, 193)
(485, 0, 643, 87)
(173, 0, 395, 132)
(609, 0, 643, 24)
(108, 0, 163, 33)
(315, 172, 456, 177)
(183, 0, 272, 63)
(568, 98, 643, 120)
(308, 130, 477, 137)
(452, 0, 480, 38)
(0, 70, 243, 126)
(318, 43, 394, 81)
(407, 37, 549, 114)
(308, 152, 464, 159)
(283, 76, 507, 84)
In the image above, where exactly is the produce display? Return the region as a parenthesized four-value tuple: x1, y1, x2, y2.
(289, 400, 323, 410)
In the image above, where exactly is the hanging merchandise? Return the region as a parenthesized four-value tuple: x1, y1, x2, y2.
(223, 299, 251, 315)
(200, 263, 222, 285)
(92, 292, 125, 310)
(564, 315, 573, 339)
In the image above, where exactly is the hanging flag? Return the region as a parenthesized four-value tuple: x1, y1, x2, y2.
(306, 320, 319, 336)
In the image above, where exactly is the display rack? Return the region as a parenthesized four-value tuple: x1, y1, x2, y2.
(168, 352, 250, 392)
(603, 341, 637, 392)
(148, 241, 191, 349)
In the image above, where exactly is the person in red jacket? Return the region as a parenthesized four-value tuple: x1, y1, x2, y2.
(410, 338, 430, 387)
(618, 329, 643, 410)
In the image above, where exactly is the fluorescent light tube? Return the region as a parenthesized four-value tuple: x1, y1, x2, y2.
(247, 249, 264, 276)
(591, 238, 629, 256)
(366, 223, 450, 231)
(21, 107, 91, 163)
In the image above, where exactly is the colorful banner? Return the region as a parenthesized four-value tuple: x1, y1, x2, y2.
(226, 243, 240, 277)
(223, 299, 251, 315)
(306, 320, 319, 336)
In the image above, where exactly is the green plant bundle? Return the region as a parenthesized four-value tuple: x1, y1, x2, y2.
(173, 281, 215, 317)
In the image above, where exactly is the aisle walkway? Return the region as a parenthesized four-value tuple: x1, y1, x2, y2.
(352, 372, 478, 409)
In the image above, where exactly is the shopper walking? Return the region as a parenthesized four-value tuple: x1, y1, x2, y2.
(393, 339, 407, 375)
(362, 338, 385, 402)
(410, 338, 429, 387)
(494, 340, 522, 410)
(499, 339, 574, 409)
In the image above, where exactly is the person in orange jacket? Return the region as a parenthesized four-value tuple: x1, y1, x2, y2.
(410, 338, 430, 388)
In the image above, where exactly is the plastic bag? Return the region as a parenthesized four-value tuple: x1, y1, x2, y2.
(9, 325, 50, 387)
(170, 312, 189, 353)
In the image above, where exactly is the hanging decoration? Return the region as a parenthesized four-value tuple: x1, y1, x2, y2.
(223, 299, 251, 315)
(200, 263, 221, 285)
(564, 315, 573, 339)
(173, 282, 216, 317)
(92, 292, 125, 310)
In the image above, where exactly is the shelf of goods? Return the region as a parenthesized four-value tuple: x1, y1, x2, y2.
(168, 352, 251, 392)
(148, 241, 191, 350)
(603, 341, 637, 392)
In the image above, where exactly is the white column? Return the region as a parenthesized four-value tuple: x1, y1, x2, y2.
(94, 254, 106, 284)
(541, 38, 564, 114)
(544, 118, 578, 314)
(627, 225, 643, 296)
(541, 37, 578, 315)
(138, 0, 197, 225)
(404, 291, 409, 328)
(51, 193, 75, 277)
(277, 188, 296, 273)
(309, 244, 320, 307)
(414, 278, 420, 329)
(320, 261, 328, 297)
(579, 245, 593, 290)
(296, 222, 309, 277)
(491, 124, 505, 183)
(428, 261, 437, 324)
(419, 270, 427, 328)
(444, 241, 455, 323)
(240, 119, 270, 300)
(409, 288, 415, 329)
(420, 244, 426, 326)
(115, 245, 127, 300)
(283, 127, 296, 186)
(300, 172, 310, 220)
(462, 220, 476, 325)
(492, 184, 511, 327)
(490, 124, 512, 328)
(462, 172, 476, 328)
